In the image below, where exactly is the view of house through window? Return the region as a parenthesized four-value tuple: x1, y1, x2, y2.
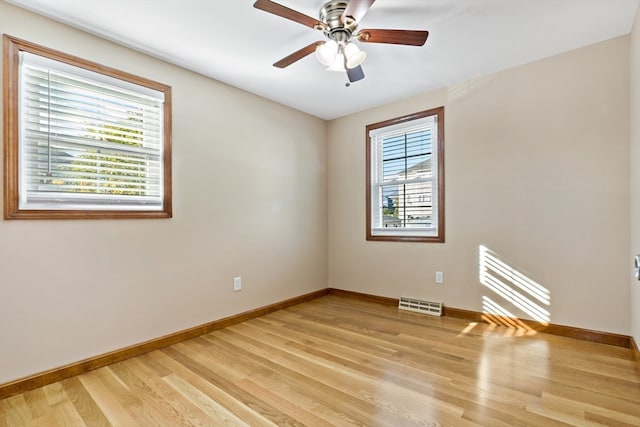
(3, 35, 172, 219)
(366, 107, 444, 242)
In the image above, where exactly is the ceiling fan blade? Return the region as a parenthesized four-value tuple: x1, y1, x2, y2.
(342, 0, 376, 25)
(273, 42, 324, 68)
(254, 0, 324, 29)
(346, 65, 365, 83)
(357, 29, 429, 46)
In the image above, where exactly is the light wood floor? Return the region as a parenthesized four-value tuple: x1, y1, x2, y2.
(1, 295, 639, 426)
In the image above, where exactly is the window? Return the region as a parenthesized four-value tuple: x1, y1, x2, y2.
(366, 107, 444, 242)
(3, 35, 172, 219)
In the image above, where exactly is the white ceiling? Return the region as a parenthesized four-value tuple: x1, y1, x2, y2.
(5, 0, 639, 120)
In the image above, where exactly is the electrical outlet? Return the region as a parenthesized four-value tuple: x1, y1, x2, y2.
(435, 271, 444, 284)
(233, 276, 242, 292)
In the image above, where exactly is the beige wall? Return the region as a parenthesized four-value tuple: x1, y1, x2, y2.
(631, 9, 640, 345)
(0, 2, 328, 384)
(329, 36, 631, 334)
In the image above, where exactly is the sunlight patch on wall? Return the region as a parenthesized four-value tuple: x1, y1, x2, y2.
(479, 245, 551, 330)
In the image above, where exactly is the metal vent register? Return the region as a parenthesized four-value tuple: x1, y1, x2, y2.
(398, 297, 442, 316)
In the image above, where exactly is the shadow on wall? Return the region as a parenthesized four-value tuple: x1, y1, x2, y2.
(478, 245, 551, 336)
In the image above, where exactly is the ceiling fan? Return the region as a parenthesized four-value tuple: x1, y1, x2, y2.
(253, 0, 429, 84)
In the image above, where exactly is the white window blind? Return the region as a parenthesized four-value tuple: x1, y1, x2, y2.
(19, 51, 165, 211)
(370, 116, 438, 236)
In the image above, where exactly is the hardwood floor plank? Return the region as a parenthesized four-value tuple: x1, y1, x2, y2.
(584, 410, 640, 427)
(200, 332, 383, 425)
(109, 360, 197, 427)
(232, 325, 468, 413)
(243, 370, 364, 426)
(192, 333, 357, 425)
(135, 352, 173, 378)
(234, 378, 335, 427)
(128, 356, 234, 427)
(31, 400, 86, 427)
(1, 395, 32, 425)
(546, 382, 640, 418)
(149, 351, 278, 427)
(1, 295, 639, 426)
(161, 346, 300, 426)
(539, 392, 640, 426)
(539, 365, 640, 402)
(76, 369, 141, 426)
(41, 382, 67, 407)
(162, 373, 250, 426)
(21, 388, 51, 420)
(61, 377, 111, 427)
(525, 400, 603, 426)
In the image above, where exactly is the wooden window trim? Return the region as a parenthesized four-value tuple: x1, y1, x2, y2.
(2, 35, 172, 220)
(366, 107, 445, 243)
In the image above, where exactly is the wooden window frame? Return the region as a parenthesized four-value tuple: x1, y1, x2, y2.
(3, 35, 172, 220)
(366, 107, 445, 243)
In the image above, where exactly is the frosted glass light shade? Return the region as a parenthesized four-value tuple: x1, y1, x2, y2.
(315, 40, 338, 66)
(327, 53, 346, 72)
(344, 42, 366, 69)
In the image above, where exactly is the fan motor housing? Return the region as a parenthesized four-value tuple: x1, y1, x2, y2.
(320, 1, 356, 37)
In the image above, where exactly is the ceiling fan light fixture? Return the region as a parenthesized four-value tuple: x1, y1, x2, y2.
(255, 0, 430, 83)
(315, 40, 338, 66)
(327, 53, 346, 72)
(344, 42, 366, 69)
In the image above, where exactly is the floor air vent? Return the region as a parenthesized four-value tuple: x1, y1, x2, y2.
(398, 297, 442, 316)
